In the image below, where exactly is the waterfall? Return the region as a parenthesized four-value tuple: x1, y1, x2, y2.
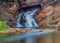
(16, 6, 40, 28)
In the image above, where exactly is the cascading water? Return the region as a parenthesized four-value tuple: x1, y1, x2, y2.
(16, 5, 40, 43)
(16, 6, 40, 28)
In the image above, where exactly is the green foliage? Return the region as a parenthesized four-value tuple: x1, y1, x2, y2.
(9, 0, 17, 2)
(14, 0, 17, 2)
(3, 2, 7, 6)
(2, 0, 17, 3)
(2, 0, 17, 6)
(0, 21, 9, 30)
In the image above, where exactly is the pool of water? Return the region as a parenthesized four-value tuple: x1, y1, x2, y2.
(0, 29, 59, 43)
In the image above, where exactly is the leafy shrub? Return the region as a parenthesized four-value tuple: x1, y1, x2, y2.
(0, 21, 9, 30)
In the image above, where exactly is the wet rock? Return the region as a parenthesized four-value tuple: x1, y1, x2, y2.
(36, 9, 46, 26)
(6, 14, 17, 28)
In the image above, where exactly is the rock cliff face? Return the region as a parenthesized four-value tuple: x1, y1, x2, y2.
(18, 0, 41, 8)
(0, 0, 44, 28)
(44, 5, 60, 28)
(36, 0, 60, 28)
(0, 0, 60, 28)
(0, 2, 19, 27)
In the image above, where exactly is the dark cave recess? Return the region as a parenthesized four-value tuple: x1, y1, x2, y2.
(18, 5, 42, 12)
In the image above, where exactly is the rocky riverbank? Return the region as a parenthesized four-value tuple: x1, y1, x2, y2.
(0, 28, 44, 34)
(0, 28, 58, 34)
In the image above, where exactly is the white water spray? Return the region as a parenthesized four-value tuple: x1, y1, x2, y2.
(16, 6, 40, 28)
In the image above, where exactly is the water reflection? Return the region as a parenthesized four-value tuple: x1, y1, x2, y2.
(0, 30, 55, 43)
(6, 33, 60, 43)
(25, 37, 36, 43)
